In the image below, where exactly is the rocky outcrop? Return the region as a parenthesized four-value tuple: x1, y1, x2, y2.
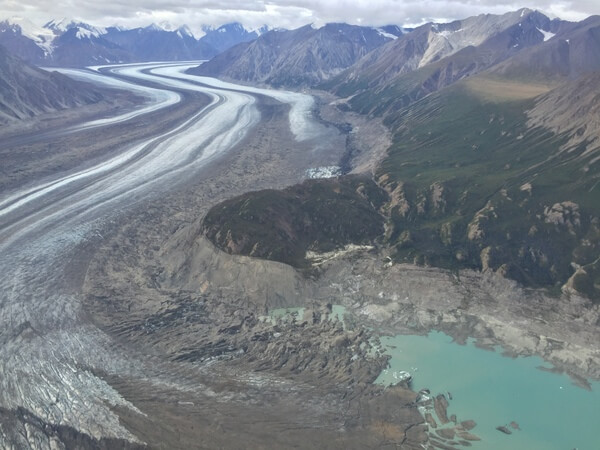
(430, 182, 447, 214)
(544, 201, 581, 234)
(467, 202, 497, 241)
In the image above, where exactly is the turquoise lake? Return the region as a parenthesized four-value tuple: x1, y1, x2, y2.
(376, 331, 600, 450)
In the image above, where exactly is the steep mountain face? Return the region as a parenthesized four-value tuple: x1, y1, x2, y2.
(327, 10, 600, 124)
(0, 45, 103, 123)
(189, 23, 394, 87)
(0, 18, 265, 66)
(491, 15, 600, 80)
(329, 9, 560, 99)
(527, 71, 600, 154)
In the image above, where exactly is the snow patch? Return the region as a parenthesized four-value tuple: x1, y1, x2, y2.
(252, 25, 271, 36)
(45, 18, 70, 32)
(44, 19, 105, 39)
(177, 25, 194, 38)
(375, 28, 398, 40)
(305, 166, 342, 179)
(537, 28, 555, 42)
(75, 27, 96, 39)
(520, 8, 532, 18)
(146, 23, 164, 32)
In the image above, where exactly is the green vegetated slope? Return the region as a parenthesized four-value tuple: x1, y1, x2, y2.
(202, 176, 388, 268)
(372, 76, 599, 299)
(203, 73, 599, 299)
(201, 9, 600, 300)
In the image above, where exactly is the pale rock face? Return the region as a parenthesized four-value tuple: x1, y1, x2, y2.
(430, 182, 446, 213)
(468, 202, 497, 241)
(520, 182, 533, 194)
(544, 201, 581, 234)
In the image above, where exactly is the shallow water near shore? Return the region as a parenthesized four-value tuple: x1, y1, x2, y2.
(377, 331, 600, 450)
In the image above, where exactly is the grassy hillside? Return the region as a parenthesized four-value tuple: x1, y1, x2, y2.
(374, 77, 599, 298)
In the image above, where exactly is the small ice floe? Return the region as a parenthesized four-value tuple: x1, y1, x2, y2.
(305, 166, 342, 179)
(416, 388, 431, 404)
(392, 370, 412, 383)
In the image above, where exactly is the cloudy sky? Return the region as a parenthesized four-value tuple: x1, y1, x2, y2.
(1, 0, 597, 34)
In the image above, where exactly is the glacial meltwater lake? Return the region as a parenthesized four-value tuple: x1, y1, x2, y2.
(377, 331, 600, 450)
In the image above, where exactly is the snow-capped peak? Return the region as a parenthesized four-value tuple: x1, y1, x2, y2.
(44, 19, 106, 39)
(145, 23, 164, 32)
(3, 17, 56, 54)
(252, 25, 271, 36)
(5, 17, 53, 40)
(519, 8, 533, 18)
(74, 27, 97, 39)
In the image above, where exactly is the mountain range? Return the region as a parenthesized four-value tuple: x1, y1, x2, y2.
(190, 23, 403, 86)
(0, 18, 266, 66)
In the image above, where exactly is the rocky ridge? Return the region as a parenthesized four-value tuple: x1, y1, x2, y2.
(190, 23, 395, 87)
(0, 45, 104, 123)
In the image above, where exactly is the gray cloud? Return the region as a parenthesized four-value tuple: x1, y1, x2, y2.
(1, 0, 597, 35)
